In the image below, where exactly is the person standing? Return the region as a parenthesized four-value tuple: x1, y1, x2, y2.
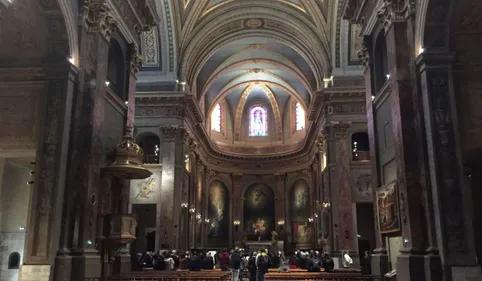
(361, 250, 372, 275)
(255, 249, 269, 281)
(230, 249, 243, 281)
(219, 249, 230, 271)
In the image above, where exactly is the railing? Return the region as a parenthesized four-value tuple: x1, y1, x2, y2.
(143, 154, 160, 164)
(352, 151, 370, 161)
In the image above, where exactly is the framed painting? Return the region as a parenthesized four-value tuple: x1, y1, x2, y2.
(376, 181, 400, 234)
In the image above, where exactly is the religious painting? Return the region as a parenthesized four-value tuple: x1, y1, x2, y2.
(244, 183, 275, 240)
(197, 170, 203, 203)
(292, 222, 313, 244)
(129, 169, 161, 204)
(376, 181, 400, 234)
(249, 106, 268, 136)
(207, 181, 229, 244)
(289, 180, 311, 244)
(290, 180, 310, 221)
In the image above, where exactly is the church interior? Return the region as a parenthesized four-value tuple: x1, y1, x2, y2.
(0, 0, 482, 280)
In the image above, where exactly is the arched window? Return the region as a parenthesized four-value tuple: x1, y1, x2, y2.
(249, 106, 268, 136)
(352, 132, 370, 161)
(8, 252, 20, 269)
(295, 102, 305, 131)
(211, 103, 222, 132)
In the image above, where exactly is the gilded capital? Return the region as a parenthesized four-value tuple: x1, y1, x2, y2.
(128, 43, 143, 78)
(377, 0, 415, 30)
(82, 0, 117, 41)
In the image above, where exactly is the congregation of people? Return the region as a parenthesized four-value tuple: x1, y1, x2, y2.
(133, 248, 371, 281)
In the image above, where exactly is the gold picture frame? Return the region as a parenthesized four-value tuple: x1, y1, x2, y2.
(376, 181, 400, 234)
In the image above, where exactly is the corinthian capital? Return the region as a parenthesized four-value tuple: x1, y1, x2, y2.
(128, 43, 143, 78)
(161, 125, 180, 142)
(377, 0, 415, 30)
(333, 122, 351, 139)
(82, 0, 117, 41)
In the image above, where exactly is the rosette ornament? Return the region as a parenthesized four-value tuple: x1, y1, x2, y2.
(105, 126, 152, 179)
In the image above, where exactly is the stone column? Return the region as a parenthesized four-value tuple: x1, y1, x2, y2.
(418, 52, 482, 281)
(112, 179, 131, 273)
(376, 9, 438, 280)
(332, 122, 358, 265)
(125, 44, 142, 129)
(22, 64, 76, 281)
(359, 40, 390, 276)
(232, 174, 243, 243)
(66, 3, 116, 280)
(160, 125, 186, 249)
(195, 161, 204, 248)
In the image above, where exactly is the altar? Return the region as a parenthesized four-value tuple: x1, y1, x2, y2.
(245, 241, 284, 253)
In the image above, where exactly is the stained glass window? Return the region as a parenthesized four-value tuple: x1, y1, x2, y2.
(249, 106, 268, 136)
(295, 102, 305, 131)
(211, 103, 221, 132)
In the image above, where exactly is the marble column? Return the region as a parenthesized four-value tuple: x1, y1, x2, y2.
(417, 52, 482, 281)
(160, 125, 186, 249)
(195, 161, 204, 248)
(360, 41, 390, 276)
(379, 16, 437, 281)
(332, 122, 358, 264)
(66, 3, 116, 280)
(22, 64, 76, 281)
(232, 174, 242, 243)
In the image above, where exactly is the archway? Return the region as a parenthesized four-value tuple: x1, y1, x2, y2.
(136, 132, 161, 164)
(289, 179, 312, 246)
(207, 181, 230, 246)
(243, 183, 275, 241)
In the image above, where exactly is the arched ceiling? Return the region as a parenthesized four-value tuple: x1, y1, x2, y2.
(172, 0, 332, 117)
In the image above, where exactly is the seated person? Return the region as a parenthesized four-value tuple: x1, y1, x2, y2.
(203, 252, 215, 270)
(308, 256, 321, 272)
(178, 254, 188, 270)
(141, 251, 154, 268)
(322, 253, 334, 272)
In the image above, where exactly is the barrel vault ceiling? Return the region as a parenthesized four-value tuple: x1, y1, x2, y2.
(171, 0, 334, 118)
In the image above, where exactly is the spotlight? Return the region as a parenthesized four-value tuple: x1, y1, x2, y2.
(30, 171, 35, 175)
(27, 181, 34, 185)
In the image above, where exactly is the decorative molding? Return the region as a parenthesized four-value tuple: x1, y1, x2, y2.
(141, 28, 160, 67)
(82, 0, 117, 41)
(357, 40, 370, 68)
(377, 0, 415, 30)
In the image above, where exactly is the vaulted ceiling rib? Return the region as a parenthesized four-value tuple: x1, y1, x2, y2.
(171, 0, 332, 155)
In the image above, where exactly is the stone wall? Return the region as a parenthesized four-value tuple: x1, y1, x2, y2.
(0, 159, 32, 281)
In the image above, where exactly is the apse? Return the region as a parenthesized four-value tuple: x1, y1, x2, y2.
(243, 183, 275, 240)
(207, 181, 230, 245)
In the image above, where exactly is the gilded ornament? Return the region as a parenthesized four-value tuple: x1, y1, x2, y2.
(104, 126, 152, 179)
(245, 18, 263, 28)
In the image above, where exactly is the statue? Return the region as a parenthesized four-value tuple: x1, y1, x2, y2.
(271, 230, 279, 250)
